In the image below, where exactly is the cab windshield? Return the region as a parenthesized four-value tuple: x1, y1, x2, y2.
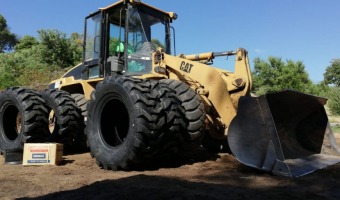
(107, 4, 170, 74)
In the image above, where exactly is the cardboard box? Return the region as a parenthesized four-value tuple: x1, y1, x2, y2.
(23, 143, 63, 165)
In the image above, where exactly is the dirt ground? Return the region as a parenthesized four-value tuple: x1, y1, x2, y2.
(1, 134, 340, 200)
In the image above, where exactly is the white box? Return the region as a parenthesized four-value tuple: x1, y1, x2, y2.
(23, 143, 63, 165)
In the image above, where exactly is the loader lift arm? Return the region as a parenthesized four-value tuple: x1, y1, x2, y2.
(153, 47, 340, 177)
(153, 48, 252, 135)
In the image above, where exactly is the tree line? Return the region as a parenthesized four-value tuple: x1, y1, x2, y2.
(1, 14, 339, 115)
(0, 15, 82, 89)
(252, 56, 340, 115)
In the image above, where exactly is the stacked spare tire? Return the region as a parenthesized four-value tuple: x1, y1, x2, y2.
(0, 87, 50, 151)
(0, 87, 85, 154)
(0, 75, 206, 170)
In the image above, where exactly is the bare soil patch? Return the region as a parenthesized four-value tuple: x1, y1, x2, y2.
(0, 136, 340, 200)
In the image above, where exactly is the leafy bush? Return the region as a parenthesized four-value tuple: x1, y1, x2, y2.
(0, 28, 82, 90)
(324, 59, 340, 87)
(328, 87, 340, 116)
(252, 57, 313, 95)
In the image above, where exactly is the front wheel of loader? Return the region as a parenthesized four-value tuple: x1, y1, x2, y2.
(87, 75, 182, 170)
(159, 79, 205, 142)
(0, 87, 49, 152)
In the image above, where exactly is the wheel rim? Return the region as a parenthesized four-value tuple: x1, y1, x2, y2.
(100, 98, 129, 148)
(48, 109, 56, 134)
(2, 104, 21, 141)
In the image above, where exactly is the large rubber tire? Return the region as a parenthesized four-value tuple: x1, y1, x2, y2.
(149, 80, 186, 156)
(86, 75, 184, 170)
(41, 89, 84, 148)
(71, 93, 88, 120)
(0, 87, 49, 152)
(160, 79, 205, 142)
(70, 93, 89, 150)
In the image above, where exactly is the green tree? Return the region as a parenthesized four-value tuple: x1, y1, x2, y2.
(252, 57, 313, 95)
(324, 59, 340, 86)
(69, 32, 83, 64)
(308, 81, 330, 97)
(0, 69, 19, 88)
(0, 15, 18, 52)
(38, 29, 77, 68)
(0, 46, 45, 89)
(0, 47, 66, 90)
(0, 28, 83, 89)
(328, 87, 340, 115)
(14, 35, 39, 51)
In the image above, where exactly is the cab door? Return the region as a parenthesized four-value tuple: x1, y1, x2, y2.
(83, 12, 102, 79)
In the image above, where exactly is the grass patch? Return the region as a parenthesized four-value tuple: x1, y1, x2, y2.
(332, 125, 340, 134)
(328, 105, 340, 134)
(325, 105, 340, 123)
(329, 115, 340, 123)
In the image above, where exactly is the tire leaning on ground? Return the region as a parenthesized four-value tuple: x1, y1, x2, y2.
(86, 75, 185, 170)
(71, 93, 89, 149)
(41, 89, 85, 149)
(71, 93, 88, 120)
(0, 87, 49, 152)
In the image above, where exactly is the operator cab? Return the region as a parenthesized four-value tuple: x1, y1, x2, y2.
(82, 0, 177, 79)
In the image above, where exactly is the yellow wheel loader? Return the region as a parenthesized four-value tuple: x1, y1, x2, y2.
(47, 0, 340, 176)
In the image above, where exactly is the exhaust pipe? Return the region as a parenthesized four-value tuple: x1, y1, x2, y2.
(228, 90, 340, 177)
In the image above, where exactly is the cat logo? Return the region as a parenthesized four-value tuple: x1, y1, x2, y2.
(180, 61, 194, 73)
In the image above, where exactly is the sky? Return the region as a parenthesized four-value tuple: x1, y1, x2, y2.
(0, 0, 339, 83)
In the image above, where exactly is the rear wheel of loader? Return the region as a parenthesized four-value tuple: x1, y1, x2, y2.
(41, 89, 84, 149)
(0, 87, 49, 152)
(87, 75, 184, 170)
(159, 79, 205, 142)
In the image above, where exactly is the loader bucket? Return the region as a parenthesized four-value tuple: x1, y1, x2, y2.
(228, 90, 340, 177)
